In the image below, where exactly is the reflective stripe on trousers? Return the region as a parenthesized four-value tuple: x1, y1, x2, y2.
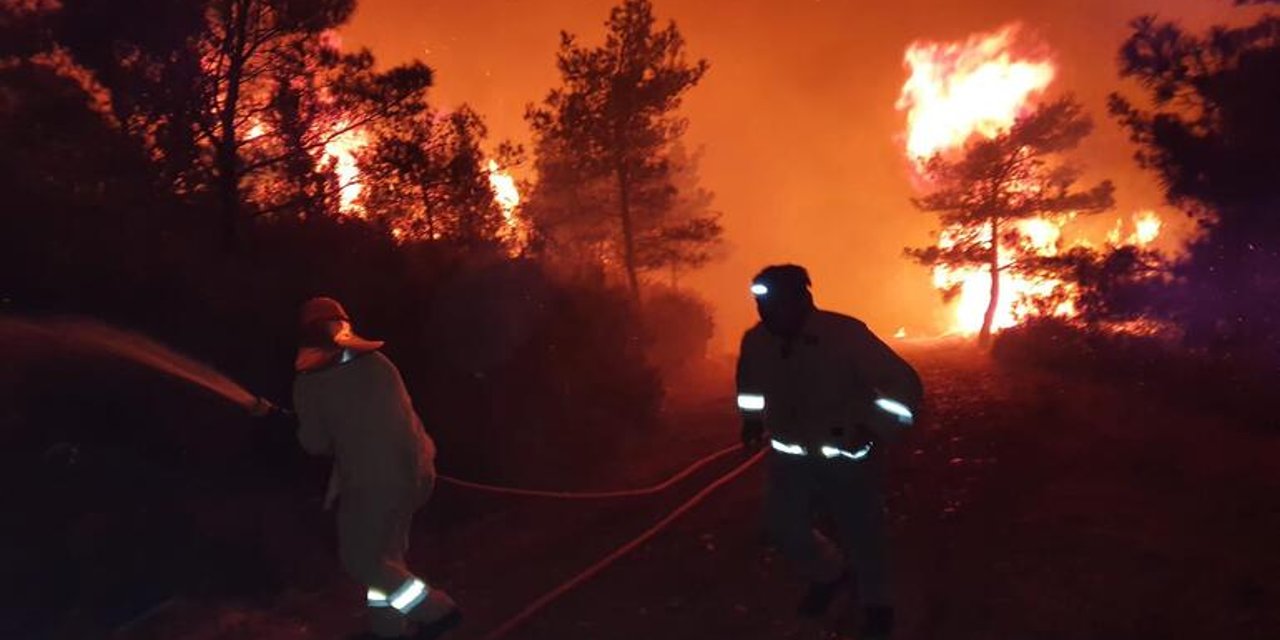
(367, 577, 429, 613)
(340, 474, 436, 637)
(769, 438, 873, 461)
(366, 577, 432, 637)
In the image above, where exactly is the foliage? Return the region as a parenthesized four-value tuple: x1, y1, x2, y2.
(525, 0, 718, 296)
(1017, 245, 1168, 324)
(0, 3, 679, 632)
(1110, 7, 1280, 352)
(50, 0, 431, 244)
(361, 106, 511, 249)
(639, 287, 716, 373)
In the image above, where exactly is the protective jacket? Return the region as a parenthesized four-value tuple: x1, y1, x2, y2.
(293, 350, 436, 498)
(736, 309, 923, 452)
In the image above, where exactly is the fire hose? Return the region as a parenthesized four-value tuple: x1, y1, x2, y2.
(271, 410, 763, 637)
(437, 442, 744, 499)
(477, 447, 766, 640)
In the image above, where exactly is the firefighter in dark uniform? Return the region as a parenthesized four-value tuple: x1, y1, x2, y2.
(736, 265, 923, 640)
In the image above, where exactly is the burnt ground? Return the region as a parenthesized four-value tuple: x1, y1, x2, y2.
(116, 344, 1279, 640)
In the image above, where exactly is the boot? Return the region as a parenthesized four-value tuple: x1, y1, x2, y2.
(797, 570, 850, 618)
(410, 589, 462, 640)
(860, 605, 895, 640)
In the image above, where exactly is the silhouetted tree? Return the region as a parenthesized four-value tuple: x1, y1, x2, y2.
(526, 0, 714, 298)
(634, 145, 722, 287)
(1110, 8, 1280, 349)
(362, 106, 509, 249)
(1, 0, 58, 58)
(907, 97, 1115, 345)
(52, 0, 431, 247)
(1019, 246, 1167, 325)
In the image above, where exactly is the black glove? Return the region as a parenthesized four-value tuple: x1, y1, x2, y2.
(247, 397, 276, 418)
(741, 418, 765, 450)
(248, 397, 294, 423)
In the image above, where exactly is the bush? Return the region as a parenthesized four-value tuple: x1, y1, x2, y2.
(992, 318, 1279, 430)
(640, 287, 716, 374)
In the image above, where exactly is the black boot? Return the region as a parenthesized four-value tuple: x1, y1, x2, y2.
(796, 570, 850, 618)
(412, 609, 462, 640)
(861, 605, 895, 640)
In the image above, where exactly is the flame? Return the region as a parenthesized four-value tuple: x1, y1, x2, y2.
(1133, 210, 1162, 246)
(901, 28, 1178, 336)
(1018, 217, 1062, 252)
(899, 25, 1084, 336)
(487, 159, 529, 255)
(930, 220, 1075, 335)
(897, 24, 1054, 165)
(487, 159, 520, 212)
(1107, 210, 1164, 247)
(322, 120, 368, 216)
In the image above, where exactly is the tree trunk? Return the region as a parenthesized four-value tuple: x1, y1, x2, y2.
(979, 216, 1001, 346)
(616, 164, 641, 301)
(215, 0, 252, 250)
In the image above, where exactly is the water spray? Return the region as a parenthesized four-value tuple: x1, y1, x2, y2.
(0, 315, 282, 415)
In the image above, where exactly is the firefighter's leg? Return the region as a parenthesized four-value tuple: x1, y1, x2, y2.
(396, 474, 460, 633)
(349, 477, 458, 638)
(763, 454, 843, 584)
(339, 492, 414, 637)
(827, 462, 891, 607)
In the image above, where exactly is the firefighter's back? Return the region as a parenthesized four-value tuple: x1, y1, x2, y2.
(294, 350, 436, 491)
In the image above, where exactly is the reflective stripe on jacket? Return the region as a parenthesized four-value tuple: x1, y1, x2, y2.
(736, 310, 923, 450)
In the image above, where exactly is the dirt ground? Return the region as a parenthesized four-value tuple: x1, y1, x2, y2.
(119, 344, 1280, 640)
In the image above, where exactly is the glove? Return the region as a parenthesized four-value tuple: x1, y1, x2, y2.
(741, 419, 765, 451)
(247, 396, 277, 418)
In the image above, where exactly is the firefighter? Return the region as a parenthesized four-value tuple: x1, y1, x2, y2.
(292, 297, 461, 640)
(736, 265, 923, 640)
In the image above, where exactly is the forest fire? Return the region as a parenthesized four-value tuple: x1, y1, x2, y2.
(899, 24, 1163, 336)
(9, 1, 1279, 638)
(898, 24, 1055, 170)
(487, 159, 529, 254)
(1111, 209, 1162, 246)
(322, 120, 369, 216)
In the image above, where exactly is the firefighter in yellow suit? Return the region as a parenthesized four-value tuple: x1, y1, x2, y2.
(736, 265, 923, 640)
(292, 297, 461, 640)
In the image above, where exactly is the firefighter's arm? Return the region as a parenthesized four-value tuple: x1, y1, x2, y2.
(735, 331, 766, 450)
(293, 385, 334, 456)
(857, 325, 923, 408)
(852, 324, 924, 441)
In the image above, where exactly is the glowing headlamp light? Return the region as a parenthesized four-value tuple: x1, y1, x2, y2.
(750, 283, 769, 297)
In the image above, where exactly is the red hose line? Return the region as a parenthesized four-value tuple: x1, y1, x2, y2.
(438, 443, 744, 499)
(480, 448, 766, 640)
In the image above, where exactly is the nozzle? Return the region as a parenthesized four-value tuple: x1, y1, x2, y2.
(248, 396, 278, 418)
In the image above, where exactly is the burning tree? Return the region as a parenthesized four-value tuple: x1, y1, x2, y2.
(525, 0, 719, 297)
(52, 0, 432, 246)
(906, 97, 1115, 345)
(361, 106, 517, 250)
